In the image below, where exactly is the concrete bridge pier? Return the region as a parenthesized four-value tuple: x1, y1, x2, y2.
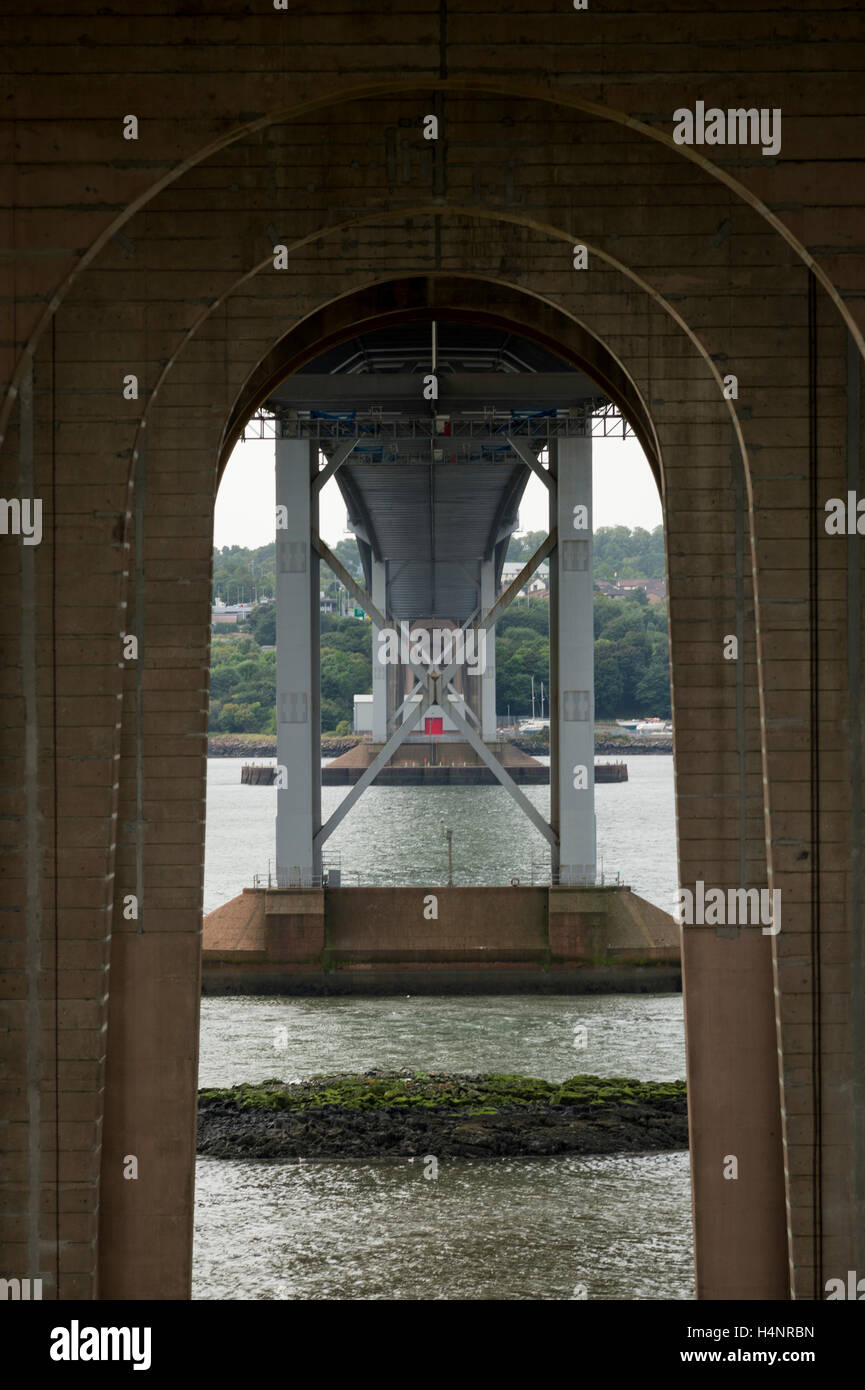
(480, 558, 497, 741)
(371, 559, 389, 742)
(275, 436, 320, 886)
(552, 436, 597, 884)
(682, 928, 789, 1298)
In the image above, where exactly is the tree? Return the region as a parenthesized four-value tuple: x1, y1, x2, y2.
(210, 665, 241, 699)
(506, 530, 547, 562)
(321, 615, 372, 656)
(247, 603, 276, 645)
(634, 649, 671, 716)
(320, 649, 370, 726)
(594, 641, 625, 717)
(216, 701, 265, 733)
(320, 698, 343, 733)
(593, 524, 665, 580)
(332, 538, 364, 579)
(208, 544, 670, 732)
(212, 542, 276, 603)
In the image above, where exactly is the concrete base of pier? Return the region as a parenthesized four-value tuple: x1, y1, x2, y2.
(241, 742, 627, 785)
(201, 884, 680, 994)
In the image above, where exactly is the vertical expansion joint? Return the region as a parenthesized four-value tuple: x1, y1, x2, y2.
(134, 429, 147, 935)
(732, 425, 747, 892)
(846, 329, 865, 1278)
(50, 317, 62, 1289)
(19, 361, 43, 1289)
(439, 0, 447, 80)
(807, 269, 823, 1292)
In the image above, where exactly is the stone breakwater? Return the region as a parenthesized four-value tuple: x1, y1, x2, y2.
(197, 1070, 688, 1161)
(514, 737, 672, 757)
(208, 734, 355, 757)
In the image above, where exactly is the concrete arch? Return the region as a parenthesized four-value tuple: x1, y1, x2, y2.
(5, 74, 862, 449)
(90, 237, 777, 1296)
(217, 274, 661, 476)
(117, 194, 759, 525)
(32, 181, 780, 1299)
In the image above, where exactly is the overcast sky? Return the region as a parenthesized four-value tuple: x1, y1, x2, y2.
(214, 433, 663, 550)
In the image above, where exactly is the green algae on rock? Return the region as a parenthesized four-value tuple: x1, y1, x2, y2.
(197, 1071, 688, 1161)
(198, 1070, 686, 1114)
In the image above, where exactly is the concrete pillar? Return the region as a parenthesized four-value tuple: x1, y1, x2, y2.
(681, 929, 788, 1298)
(480, 559, 497, 741)
(275, 437, 318, 885)
(554, 436, 596, 884)
(371, 558, 388, 741)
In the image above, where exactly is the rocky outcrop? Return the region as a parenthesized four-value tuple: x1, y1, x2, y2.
(197, 1071, 688, 1160)
(208, 734, 358, 757)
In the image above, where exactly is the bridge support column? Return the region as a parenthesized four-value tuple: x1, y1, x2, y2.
(553, 437, 596, 884)
(681, 928, 789, 1298)
(480, 559, 497, 740)
(275, 437, 319, 884)
(371, 558, 389, 741)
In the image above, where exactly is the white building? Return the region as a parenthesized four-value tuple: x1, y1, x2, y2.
(500, 560, 549, 597)
(353, 693, 373, 734)
(353, 690, 467, 738)
(211, 601, 254, 625)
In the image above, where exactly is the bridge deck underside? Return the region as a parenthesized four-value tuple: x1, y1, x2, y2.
(339, 456, 525, 619)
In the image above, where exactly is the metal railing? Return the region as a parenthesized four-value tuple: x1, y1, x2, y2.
(253, 868, 322, 890)
(251, 858, 626, 890)
(240, 400, 632, 445)
(530, 853, 624, 888)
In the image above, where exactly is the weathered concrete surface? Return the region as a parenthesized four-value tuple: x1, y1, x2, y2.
(549, 885, 681, 963)
(327, 740, 539, 768)
(202, 888, 267, 955)
(320, 741, 627, 782)
(2, 0, 863, 1304)
(326, 736, 551, 782)
(264, 889, 325, 965)
(201, 965, 683, 997)
(201, 885, 680, 992)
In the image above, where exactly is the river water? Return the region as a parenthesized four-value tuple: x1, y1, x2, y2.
(203, 753, 677, 910)
(194, 754, 693, 1300)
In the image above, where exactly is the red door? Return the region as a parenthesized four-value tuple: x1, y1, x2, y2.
(425, 716, 444, 735)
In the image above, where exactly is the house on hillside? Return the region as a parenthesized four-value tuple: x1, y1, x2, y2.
(594, 578, 666, 604)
